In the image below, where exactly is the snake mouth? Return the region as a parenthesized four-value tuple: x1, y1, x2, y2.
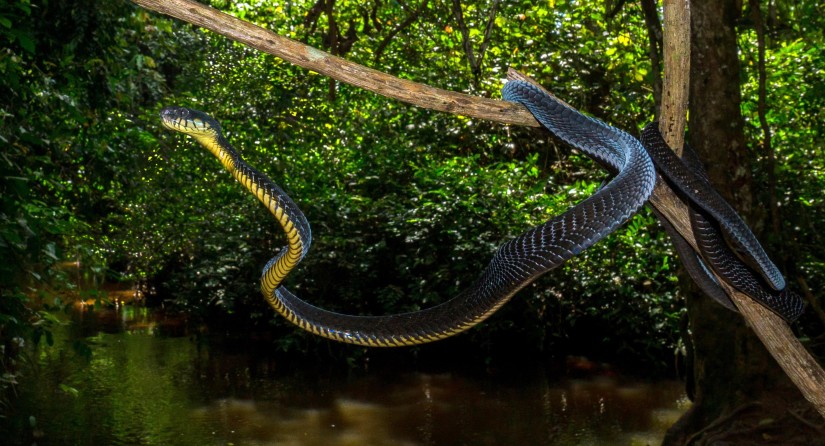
(159, 106, 187, 129)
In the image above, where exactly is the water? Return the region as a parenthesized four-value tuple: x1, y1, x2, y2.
(5, 304, 689, 445)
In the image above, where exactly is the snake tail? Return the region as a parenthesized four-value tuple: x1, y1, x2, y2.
(640, 123, 803, 321)
(640, 123, 786, 291)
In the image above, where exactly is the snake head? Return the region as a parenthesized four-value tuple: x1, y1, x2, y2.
(160, 106, 222, 138)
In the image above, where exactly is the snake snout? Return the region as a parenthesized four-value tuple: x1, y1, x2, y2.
(160, 106, 187, 130)
(160, 106, 221, 135)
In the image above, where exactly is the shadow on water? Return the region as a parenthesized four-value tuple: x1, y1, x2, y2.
(5, 304, 689, 445)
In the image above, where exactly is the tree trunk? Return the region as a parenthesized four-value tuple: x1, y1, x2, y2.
(663, 0, 816, 443)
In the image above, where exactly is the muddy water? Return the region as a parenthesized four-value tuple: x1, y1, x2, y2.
(7, 304, 689, 445)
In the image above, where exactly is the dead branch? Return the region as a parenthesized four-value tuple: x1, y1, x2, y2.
(660, 0, 690, 152)
(130, 0, 535, 127)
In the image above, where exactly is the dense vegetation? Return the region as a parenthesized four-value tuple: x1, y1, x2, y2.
(2, 0, 823, 401)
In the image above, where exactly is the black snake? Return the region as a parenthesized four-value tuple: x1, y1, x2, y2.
(641, 124, 804, 321)
(159, 80, 802, 346)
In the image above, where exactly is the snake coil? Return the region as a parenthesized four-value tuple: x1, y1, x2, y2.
(640, 123, 803, 321)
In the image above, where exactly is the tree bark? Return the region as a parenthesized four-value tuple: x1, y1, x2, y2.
(660, 0, 690, 151)
(688, 0, 777, 408)
(640, 0, 663, 119)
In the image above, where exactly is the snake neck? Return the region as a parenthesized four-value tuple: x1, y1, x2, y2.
(194, 133, 308, 299)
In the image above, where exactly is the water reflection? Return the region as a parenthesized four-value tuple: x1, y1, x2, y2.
(189, 373, 687, 446)
(9, 305, 689, 445)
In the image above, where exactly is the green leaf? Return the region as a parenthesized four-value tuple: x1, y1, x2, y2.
(15, 32, 35, 54)
(59, 383, 79, 397)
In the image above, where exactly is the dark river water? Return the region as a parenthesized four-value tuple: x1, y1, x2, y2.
(5, 303, 689, 445)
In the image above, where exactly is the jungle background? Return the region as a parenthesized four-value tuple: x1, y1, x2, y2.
(1, 0, 824, 443)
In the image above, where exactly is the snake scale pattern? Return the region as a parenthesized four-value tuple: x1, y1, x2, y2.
(159, 78, 802, 347)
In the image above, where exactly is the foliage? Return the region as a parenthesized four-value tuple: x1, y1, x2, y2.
(738, 0, 825, 338)
(0, 0, 195, 408)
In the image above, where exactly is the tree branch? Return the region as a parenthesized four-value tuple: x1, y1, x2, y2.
(606, 0, 629, 19)
(131, 0, 825, 417)
(640, 0, 663, 119)
(660, 0, 690, 153)
(452, 0, 477, 74)
(374, 0, 428, 63)
(477, 0, 501, 78)
(129, 0, 537, 127)
(749, 0, 781, 241)
(451, 0, 499, 88)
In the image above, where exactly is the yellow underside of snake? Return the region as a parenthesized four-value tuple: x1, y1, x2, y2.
(159, 85, 658, 346)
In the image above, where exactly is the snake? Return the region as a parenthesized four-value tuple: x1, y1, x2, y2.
(504, 83, 802, 322)
(640, 124, 786, 291)
(159, 79, 801, 346)
(640, 124, 804, 321)
(160, 79, 656, 347)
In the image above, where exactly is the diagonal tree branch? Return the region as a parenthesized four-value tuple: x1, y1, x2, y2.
(374, 0, 428, 63)
(130, 0, 536, 127)
(476, 1, 500, 75)
(452, 0, 477, 71)
(452, 0, 500, 87)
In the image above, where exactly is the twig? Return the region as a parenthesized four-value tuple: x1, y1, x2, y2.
(788, 408, 825, 433)
(685, 402, 760, 445)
